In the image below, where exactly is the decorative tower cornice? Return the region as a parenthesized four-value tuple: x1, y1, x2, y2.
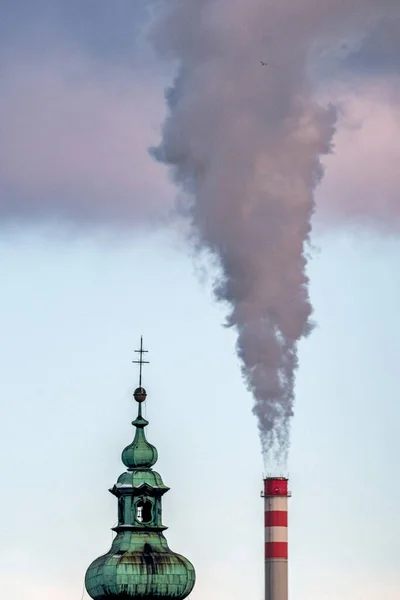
(85, 338, 196, 600)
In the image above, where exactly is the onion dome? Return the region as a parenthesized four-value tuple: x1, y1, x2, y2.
(121, 389, 158, 470)
(85, 339, 196, 600)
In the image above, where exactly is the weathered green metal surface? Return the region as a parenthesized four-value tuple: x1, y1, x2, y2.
(85, 531, 195, 599)
(85, 388, 196, 599)
(121, 414, 158, 470)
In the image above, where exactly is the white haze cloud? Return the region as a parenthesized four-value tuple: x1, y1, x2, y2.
(2, 577, 76, 600)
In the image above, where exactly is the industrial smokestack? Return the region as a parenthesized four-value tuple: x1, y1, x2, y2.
(263, 477, 290, 600)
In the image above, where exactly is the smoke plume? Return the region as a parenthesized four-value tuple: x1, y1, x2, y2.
(149, 0, 399, 463)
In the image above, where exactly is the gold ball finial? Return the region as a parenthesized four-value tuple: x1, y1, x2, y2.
(134, 387, 147, 403)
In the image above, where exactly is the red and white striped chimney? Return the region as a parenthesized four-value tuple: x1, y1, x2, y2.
(263, 477, 289, 600)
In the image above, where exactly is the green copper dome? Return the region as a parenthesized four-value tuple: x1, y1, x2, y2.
(122, 413, 158, 470)
(85, 347, 196, 600)
(85, 532, 195, 599)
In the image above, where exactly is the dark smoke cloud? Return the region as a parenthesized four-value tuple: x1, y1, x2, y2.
(148, 0, 400, 463)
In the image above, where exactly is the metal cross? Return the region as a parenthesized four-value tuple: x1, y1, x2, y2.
(132, 336, 149, 387)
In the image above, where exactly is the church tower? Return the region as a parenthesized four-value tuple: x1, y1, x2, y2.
(85, 339, 196, 599)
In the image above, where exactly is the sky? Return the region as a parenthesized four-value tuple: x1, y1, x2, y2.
(0, 2, 399, 599)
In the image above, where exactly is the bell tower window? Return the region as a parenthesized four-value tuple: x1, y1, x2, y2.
(136, 499, 152, 523)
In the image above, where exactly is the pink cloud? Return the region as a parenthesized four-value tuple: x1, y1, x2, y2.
(317, 79, 400, 231)
(0, 52, 174, 225)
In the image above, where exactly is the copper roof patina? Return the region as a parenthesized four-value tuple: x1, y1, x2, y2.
(85, 339, 195, 599)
